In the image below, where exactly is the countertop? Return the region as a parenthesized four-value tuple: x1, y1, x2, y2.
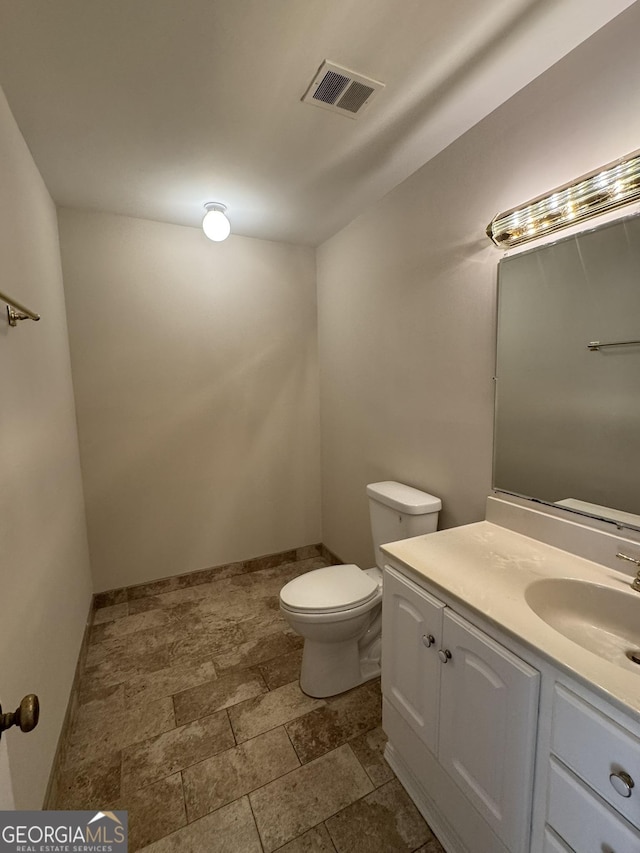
(382, 521, 640, 720)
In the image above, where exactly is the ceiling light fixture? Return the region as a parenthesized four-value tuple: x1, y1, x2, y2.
(202, 202, 231, 242)
(486, 148, 640, 249)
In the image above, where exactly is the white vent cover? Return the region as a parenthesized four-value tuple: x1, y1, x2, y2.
(302, 61, 384, 119)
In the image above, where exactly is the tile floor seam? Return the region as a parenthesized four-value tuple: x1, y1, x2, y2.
(226, 707, 237, 745)
(246, 792, 266, 853)
(346, 724, 389, 787)
(324, 817, 339, 852)
(270, 820, 338, 853)
(325, 821, 339, 853)
(323, 784, 377, 852)
(214, 645, 299, 678)
(169, 692, 177, 728)
(282, 718, 305, 766)
(178, 768, 188, 833)
(333, 742, 378, 816)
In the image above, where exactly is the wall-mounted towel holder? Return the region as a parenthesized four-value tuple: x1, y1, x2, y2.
(587, 338, 640, 351)
(0, 289, 40, 327)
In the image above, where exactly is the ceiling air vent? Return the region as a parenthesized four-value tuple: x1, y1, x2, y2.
(302, 61, 384, 119)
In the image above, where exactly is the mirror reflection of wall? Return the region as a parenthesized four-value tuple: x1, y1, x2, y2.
(494, 213, 640, 530)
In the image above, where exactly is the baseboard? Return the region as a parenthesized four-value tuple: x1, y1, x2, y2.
(319, 543, 345, 566)
(93, 542, 327, 609)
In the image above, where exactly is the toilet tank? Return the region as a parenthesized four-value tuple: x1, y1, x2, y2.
(366, 481, 442, 569)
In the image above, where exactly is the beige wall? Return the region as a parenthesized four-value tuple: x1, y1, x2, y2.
(0, 87, 92, 807)
(58, 210, 321, 592)
(316, 3, 640, 568)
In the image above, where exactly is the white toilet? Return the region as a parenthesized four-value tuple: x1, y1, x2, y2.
(279, 481, 441, 697)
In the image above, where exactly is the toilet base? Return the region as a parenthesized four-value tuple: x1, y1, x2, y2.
(299, 636, 381, 698)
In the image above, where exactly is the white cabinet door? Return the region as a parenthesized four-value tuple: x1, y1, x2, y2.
(382, 565, 445, 753)
(438, 609, 540, 853)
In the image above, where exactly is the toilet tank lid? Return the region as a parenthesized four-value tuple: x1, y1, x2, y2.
(366, 481, 442, 515)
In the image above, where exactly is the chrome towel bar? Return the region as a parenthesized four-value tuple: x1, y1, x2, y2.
(587, 339, 640, 351)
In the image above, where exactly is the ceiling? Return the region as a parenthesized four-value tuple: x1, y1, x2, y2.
(0, 0, 636, 245)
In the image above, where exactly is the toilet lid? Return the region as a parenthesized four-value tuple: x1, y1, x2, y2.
(280, 564, 379, 613)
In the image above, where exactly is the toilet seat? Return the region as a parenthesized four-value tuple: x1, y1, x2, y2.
(279, 564, 378, 614)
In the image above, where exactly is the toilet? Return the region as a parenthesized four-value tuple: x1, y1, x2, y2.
(279, 481, 441, 697)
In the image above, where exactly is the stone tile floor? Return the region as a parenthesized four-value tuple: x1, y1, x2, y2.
(54, 553, 445, 852)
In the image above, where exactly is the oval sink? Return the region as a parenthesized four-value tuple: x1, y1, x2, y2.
(524, 578, 640, 672)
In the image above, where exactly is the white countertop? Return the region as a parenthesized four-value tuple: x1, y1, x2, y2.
(382, 521, 640, 720)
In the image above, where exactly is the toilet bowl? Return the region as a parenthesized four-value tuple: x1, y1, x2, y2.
(280, 565, 383, 698)
(279, 481, 441, 698)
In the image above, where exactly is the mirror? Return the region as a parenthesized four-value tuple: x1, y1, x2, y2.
(493, 212, 640, 531)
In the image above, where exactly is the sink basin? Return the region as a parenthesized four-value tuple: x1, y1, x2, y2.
(524, 578, 640, 672)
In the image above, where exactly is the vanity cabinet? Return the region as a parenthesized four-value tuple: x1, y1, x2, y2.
(382, 559, 640, 853)
(379, 507, 640, 853)
(382, 565, 539, 853)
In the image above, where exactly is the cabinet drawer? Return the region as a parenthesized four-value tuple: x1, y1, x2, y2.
(547, 758, 640, 852)
(552, 685, 640, 827)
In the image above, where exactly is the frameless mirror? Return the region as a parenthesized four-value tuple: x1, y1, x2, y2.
(493, 213, 640, 531)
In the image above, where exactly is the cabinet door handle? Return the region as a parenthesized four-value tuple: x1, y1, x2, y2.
(422, 634, 435, 648)
(438, 649, 452, 663)
(610, 770, 635, 798)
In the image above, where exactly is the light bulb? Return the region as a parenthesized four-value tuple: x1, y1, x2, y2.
(202, 203, 231, 242)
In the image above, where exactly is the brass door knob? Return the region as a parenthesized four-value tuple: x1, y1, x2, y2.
(0, 694, 40, 738)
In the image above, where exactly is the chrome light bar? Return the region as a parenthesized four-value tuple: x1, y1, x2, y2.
(486, 149, 640, 248)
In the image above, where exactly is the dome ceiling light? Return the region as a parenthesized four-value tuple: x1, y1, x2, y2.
(202, 202, 231, 242)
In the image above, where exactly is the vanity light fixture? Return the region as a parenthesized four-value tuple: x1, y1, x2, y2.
(202, 202, 231, 242)
(486, 148, 640, 248)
